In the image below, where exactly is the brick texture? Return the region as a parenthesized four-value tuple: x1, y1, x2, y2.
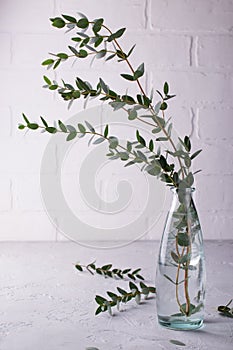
(0, 0, 233, 240)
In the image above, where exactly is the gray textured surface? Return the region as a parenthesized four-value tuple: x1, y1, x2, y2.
(0, 241, 232, 350)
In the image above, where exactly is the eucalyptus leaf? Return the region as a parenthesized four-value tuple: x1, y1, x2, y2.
(169, 339, 186, 346)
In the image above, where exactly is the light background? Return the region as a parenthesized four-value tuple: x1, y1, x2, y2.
(0, 0, 232, 241)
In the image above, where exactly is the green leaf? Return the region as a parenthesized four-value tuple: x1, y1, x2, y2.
(28, 123, 39, 130)
(93, 18, 103, 34)
(76, 77, 90, 90)
(95, 295, 107, 305)
(190, 149, 202, 160)
(68, 45, 78, 55)
(62, 14, 77, 23)
(42, 59, 54, 66)
(129, 281, 138, 291)
(164, 274, 176, 285)
(101, 264, 112, 270)
(49, 84, 58, 90)
(43, 75, 51, 85)
(153, 115, 165, 128)
(127, 141, 132, 152)
(180, 303, 196, 316)
(137, 150, 147, 162)
(22, 113, 29, 124)
(160, 102, 167, 110)
(79, 49, 88, 58)
(184, 135, 191, 152)
(107, 28, 126, 42)
(171, 251, 179, 263)
(77, 123, 86, 133)
(104, 125, 109, 138)
(45, 127, 57, 134)
(119, 152, 129, 161)
(143, 95, 151, 107)
(105, 53, 116, 61)
(57, 52, 68, 59)
(148, 286, 156, 293)
(58, 120, 67, 132)
(169, 339, 186, 346)
(154, 101, 161, 115)
(71, 37, 82, 42)
(127, 44, 136, 57)
(179, 253, 191, 265)
(145, 163, 161, 176)
(184, 156, 191, 168)
(94, 36, 103, 47)
(177, 232, 190, 247)
(75, 264, 83, 271)
(40, 116, 48, 127)
(107, 291, 118, 301)
(134, 63, 144, 79)
(128, 109, 137, 120)
(53, 59, 61, 69)
(124, 161, 135, 167)
(66, 132, 77, 141)
(113, 27, 126, 38)
(72, 90, 81, 98)
(51, 18, 65, 28)
(109, 136, 118, 149)
(96, 50, 106, 59)
(93, 137, 105, 144)
(120, 73, 134, 81)
(152, 127, 161, 134)
(77, 18, 89, 29)
(156, 137, 168, 142)
(95, 306, 102, 316)
(179, 172, 194, 189)
(99, 78, 109, 94)
(117, 287, 127, 295)
(137, 94, 143, 104)
(85, 121, 95, 132)
(18, 124, 25, 130)
(149, 140, 154, 152)
(164, 82, 169, 95)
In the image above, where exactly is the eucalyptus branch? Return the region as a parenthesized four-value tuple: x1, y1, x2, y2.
(218, 299, 233, 318)
(95, 281, 156, 316)
(19, 114, 178, 186)
(19, 12, 205, 320)
(75, 261, 144, 281)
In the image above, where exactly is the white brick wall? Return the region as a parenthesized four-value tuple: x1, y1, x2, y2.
(0, 0, 233, 241)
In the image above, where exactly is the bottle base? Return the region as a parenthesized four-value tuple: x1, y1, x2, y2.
(158, 316, 203, 331)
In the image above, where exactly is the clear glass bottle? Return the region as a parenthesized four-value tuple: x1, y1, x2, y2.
(156, 187, 206, 330)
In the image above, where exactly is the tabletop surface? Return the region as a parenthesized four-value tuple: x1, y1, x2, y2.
(0, 240, 232, 350)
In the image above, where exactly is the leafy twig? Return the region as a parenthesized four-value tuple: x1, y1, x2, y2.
(218, 299, 233, 318)
(75, 261, 144, 281)
(95, 281, 156, 316)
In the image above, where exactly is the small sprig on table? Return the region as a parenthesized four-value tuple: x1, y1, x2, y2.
(218, 299, 233, 318)
(75, 261, 144, 281)
(95, 281, 156, 316)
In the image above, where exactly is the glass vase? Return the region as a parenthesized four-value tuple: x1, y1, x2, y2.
(156, 187, 206, 330)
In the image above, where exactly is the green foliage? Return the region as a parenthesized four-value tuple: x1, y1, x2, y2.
(95, 281, 156, 316)
(75, 261, 144, 281)
(18, 11, 209, 325)
(50, 17, 66, 28)
(218, 299, 233, 318)
(169, 339, 186, 346)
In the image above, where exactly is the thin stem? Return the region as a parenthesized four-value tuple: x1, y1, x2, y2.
(183, 218, 192, 315)
(175, 242, 185, 311)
